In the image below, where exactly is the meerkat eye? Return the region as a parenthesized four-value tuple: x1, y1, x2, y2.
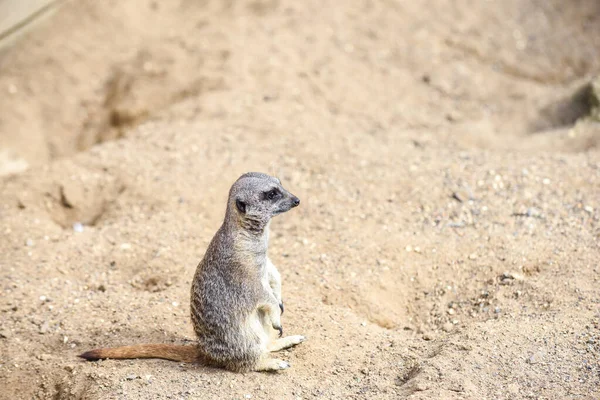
(266, 189, 280, 201)
(235, 199, 246, 213)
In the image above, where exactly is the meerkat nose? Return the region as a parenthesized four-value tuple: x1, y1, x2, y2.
(291, 197, 300, 207)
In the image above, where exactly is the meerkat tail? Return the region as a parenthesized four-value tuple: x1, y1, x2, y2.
(79, 344, 204, 363)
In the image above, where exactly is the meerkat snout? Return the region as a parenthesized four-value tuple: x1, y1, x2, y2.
(274, 192, 300, 214)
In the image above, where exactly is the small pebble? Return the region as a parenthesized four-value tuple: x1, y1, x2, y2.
(442, 323, 454, 332)
(73, 222, 84, 233)
(39, 321, 50, 334)
(527, 351, 543, 364)
(422, 333, 435, 341)
(25, 239, 34, 247)
(502, 272, 524, 281)
(451, 190, 468, 203)
(126, 374, 137, 381)
(508, 383, 520, 394)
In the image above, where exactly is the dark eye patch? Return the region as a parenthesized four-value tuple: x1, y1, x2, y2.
(263, 188, 281, 201)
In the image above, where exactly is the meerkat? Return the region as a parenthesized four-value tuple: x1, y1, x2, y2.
(79, 172, 305, 372)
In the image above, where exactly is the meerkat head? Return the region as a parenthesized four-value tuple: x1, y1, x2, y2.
(228, 172, 300, 232)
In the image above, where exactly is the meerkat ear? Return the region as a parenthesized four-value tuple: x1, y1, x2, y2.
(236, 198, 246, 214)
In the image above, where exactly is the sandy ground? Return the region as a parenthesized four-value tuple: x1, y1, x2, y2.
(1, 0, 599, 399)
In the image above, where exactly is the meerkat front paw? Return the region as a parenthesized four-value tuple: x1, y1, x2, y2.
(267, 301, 283, 336)
(273, 323, 283, 337)
(268, 335, 306, 352)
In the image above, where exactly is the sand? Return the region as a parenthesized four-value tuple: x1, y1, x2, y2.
(0, 0, 599, 399)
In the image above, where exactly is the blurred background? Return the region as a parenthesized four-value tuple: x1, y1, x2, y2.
(0, 0, 599, 176)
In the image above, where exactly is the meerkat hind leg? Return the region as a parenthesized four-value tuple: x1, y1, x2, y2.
(268, 335, 305, 352)
(254, 357, 290, 371)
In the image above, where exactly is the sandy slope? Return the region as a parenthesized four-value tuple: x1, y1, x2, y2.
(0, 1, 599, 399)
